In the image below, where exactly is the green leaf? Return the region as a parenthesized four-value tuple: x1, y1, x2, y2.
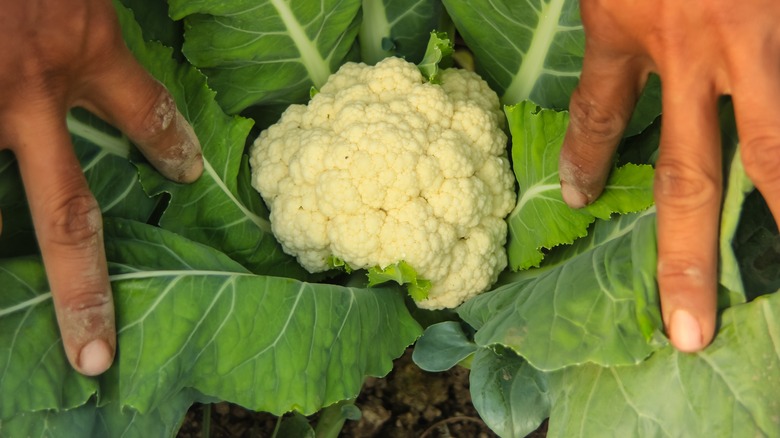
(718, 102, 752, 305)
(470, 348, 550, 438)
(119, 0, 183, 52)
(460, 210, 662, 371)
(0, 389, 205, 438)
(0, 153, 36, 257)
(367, 261, 431, 301)
(0, 257, 98, 420)
(327, 255, 354, 274)
(114, 2, 307, 279)
(236, 154, 272, 222)
(314, 400, 361, 438)
(412, 321, 479, 372)
(719, 147, 753, 304)
(278, 412, 316, 438)
(0, 219, 422, 424)
(106, 220, 422, 416)
(547, 291, 780, 437)
(733, 191, 780, 300)
(442, 0, 581, 107)
(416, 31, 454, 83)
(0, 109, 159, 258)
(168, 0, 362, 113)
(67, 110, 159, 222)
(505, 102, 654, 270)
(359, 0, 445, 65)
(442, 0, 660, 133)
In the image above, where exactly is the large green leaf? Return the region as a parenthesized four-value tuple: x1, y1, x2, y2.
(168, 0, 362, 113)
(114, 2, 306, 279)
(68, 110, 159, 222)
(0, 389, 205, 438)
(548, 291, 780, 437)
(442, 0, 582, 107)
(0, 257, 98, 420)
(0, 218, 421, 424)
(0, 110, 159, 258)
(106, 220, 422, 416)
(470, 348, 550, 438)
(442, 0, 660, 135)
(505, 102, 654, 270)
(358, 0, 444, 65)
(459, 209, 662, 371)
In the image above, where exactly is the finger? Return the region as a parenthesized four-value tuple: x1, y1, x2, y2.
(560, 50, 648, 208)
(76, 44, 203, 183)
(12, 112, 115, 376)
(731, 58, 780, 226)
(654, 80, 722, 353)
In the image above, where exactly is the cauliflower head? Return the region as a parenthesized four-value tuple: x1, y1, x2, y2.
(249, 57, 516, 309)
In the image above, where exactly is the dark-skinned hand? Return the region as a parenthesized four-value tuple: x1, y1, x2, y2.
(0, 0, 203, 375)
(560, 0, 780, 352)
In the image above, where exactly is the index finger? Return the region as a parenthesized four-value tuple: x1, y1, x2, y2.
(10, 110, 116, 376)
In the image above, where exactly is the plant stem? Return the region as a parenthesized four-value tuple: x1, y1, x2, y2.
(314, 400, 357, 438)
(202, 404, 212, 438)
(270, 414, 283, 438)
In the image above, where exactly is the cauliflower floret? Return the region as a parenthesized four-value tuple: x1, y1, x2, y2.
(250, 57, 516, 309)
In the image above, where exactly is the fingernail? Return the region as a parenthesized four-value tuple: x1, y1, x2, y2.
(78, 339, 113, 376)
(669, 309, 703, 352)
(560, 180, 589, 208)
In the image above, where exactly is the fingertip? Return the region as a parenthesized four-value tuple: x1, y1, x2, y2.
(560, 179, 591, 209)
(80, 62, 204, 184)
(57, 297, 116, 376)
(667, 308, 707, 353)
(135, 100, 203, 184)
(77, 338, 115, 376)
(558, 153, 604, 208)
(169, 111, 204, 184)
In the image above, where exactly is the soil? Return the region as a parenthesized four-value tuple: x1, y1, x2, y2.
(177, 348, 548, 437)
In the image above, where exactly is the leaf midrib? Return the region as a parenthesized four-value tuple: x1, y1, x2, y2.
(270, 0, 331, 87)
(501, 0, 566, 103)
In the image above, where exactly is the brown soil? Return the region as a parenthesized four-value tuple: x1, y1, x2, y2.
(177, 348, 547, 437)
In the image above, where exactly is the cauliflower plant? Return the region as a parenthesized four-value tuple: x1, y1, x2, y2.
(250, 56, 516, 309)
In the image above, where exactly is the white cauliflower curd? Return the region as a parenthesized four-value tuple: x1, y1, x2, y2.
(249, 57, 516, 309)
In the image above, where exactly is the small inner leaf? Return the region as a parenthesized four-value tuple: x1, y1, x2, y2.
(417, 31, 455, 83)
(367, 261, 431, 301)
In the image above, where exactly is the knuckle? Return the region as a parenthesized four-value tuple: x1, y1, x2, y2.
(741, 134, 780, 186)
(55, 288, 114, 346)
(568, 90, 625, 144)
(137, 86, 177, 142)
(59, 289, 112, 315)
(49, 192, 103, 248)
(653, 159, 719, 211)
(80, 7, 125, 61)
(656, 255, 710, 292)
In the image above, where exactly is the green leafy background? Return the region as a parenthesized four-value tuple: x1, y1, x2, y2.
(1, 0, 775, 437)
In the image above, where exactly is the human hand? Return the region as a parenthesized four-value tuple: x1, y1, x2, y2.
(559, 0, 780, 352)
(0, 0, 203, 375)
